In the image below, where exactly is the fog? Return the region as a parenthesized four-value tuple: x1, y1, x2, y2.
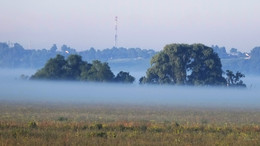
(1, 69, 260, 108)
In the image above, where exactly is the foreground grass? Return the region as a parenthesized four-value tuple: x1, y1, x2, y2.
(1, 102, 260, 145)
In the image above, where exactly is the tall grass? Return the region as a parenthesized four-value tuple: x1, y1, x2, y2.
(0, 102, 260, 145)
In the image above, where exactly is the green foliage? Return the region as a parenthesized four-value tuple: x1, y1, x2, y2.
(141, 44, 227, 86)
(226, 70, 246, 87)
(31, 54, 134, 83)
(114, 71, 135, 83)
(57, 117, 68, 122)
(85, 60, 114, 82)
(87, 132, 108, 138)
(92, 123, 103, 130)
(2, 103, 260, 145)
(31, 54, 67, 80)
(64, 54, 85, 80)
(28, 121, 37, 128)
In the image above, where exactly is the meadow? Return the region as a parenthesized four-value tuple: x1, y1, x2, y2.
(1, 102, 260, 146)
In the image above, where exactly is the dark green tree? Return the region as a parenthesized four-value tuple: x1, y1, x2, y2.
(140, 44, 226, 86)
(64, 54, 85, 80)
(226, 70, 246, 87)
(114, 71, 135, 83)
(79, 63, 92, 81)
(31, 54, 67, 80)
(84, 60, 115, 82)
(31, 54, 135, 83)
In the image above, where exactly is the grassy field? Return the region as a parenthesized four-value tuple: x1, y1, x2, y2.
(1, 102, 260, 145)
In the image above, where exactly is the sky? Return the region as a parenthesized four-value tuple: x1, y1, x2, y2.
(1, 0, 260, 52)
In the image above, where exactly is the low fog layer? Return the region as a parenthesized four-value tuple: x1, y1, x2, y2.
(0, 69, 259, 108)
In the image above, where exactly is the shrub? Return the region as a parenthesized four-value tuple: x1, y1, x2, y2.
(57, 117, 68, 121)
(87, 132, 107, 138)
(91, 123, 103, 130)
(28, 121, 37, 128)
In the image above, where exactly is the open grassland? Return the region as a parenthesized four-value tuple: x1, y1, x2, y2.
(1, 102, 260, 145)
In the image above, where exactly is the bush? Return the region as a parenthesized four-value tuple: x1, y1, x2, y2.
(57, 117, 68, 122)
(91, 123, 103, 130)
(28, 121, 37, 128)
(87, 132, 107, 138)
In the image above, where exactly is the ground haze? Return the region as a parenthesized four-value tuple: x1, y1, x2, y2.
(1, 69, 260, 145)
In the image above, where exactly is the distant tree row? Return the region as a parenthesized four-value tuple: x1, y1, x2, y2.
(80, 47, 156, 62)
(211, 45, 247, 59)
(212, 45, 260, 75)
(1, 42, 260, 75)
(31, 54, 135, 83)
(0, 42, 156, 68)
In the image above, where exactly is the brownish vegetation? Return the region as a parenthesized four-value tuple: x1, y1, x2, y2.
(1, 102, 260, 145)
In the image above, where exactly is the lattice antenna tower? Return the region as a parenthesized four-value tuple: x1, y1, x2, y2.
(114, 16, 118, 48)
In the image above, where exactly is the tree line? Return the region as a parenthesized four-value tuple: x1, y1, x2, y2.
(0, 42, 156, 68)
(212, 45, 260, 75)
(31, 44, 246, 87)
(1, 42, 260, 76)
(31, 54, 135, 83)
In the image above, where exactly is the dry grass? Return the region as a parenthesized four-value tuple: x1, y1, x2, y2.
(1, 102, 260, 145)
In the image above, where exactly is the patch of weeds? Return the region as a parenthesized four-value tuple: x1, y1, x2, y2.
(87, 132, 107, 138)
(12, 128, 30, 138)
(28, 121, 37, 128)
(57, 117, 68, 122)
(149, 126, 163, 133)
(175, 122, 180, 127)
(82, 125, 88, 130)
(73, 125, 80, 131)
(94, 123, 103, 130)
(107, 132, 117, 138)
(118, 124, 126, 131)
(139, 125, 147, 132)
(90, 123, 103, 130)
(201, 119, 208, 125)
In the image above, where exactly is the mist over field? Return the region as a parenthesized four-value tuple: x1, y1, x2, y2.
(0, 69, 259, 108)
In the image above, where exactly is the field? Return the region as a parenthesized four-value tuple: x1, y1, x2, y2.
(1, 102, 260, 146)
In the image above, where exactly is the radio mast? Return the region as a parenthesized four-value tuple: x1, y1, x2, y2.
(114, 16, 118, 48)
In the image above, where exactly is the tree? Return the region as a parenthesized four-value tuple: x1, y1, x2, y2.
(86, 60, 115, 82)
(248, 47, 260, 74)
(114, 71, 135, 83)
(226, 70, 246, 87)
(50, 44, 58, 53)
(31, 54, 135, 83)
(140, 44, 226, 86)
(31, 54, 67, 80)
(64, 54, 85, 80)
(79, 63, 92, 81)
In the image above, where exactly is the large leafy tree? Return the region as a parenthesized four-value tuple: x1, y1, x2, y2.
(140, 44, 226, 86)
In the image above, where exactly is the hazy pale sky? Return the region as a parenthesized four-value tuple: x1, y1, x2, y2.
(1, 0, 260, 51)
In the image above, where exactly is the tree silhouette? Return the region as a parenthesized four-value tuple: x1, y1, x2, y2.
(31, 54, 134, 83)
(226, 70, 246, 87)
(140, 44, 226, 86)
(114, 71, 135, 83)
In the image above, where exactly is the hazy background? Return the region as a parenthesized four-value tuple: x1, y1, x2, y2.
(1, 0, 260, 51)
